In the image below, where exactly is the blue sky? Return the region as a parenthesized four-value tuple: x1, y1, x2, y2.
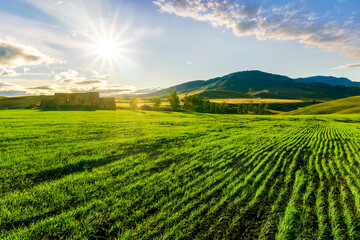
(0, 0, 359, 96)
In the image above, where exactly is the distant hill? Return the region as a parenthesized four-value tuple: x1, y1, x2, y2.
(287, 96, 360, 115)
(147, 70, 360, 100)
(0, 95, 51, 109)
(294, 76, 360, 86)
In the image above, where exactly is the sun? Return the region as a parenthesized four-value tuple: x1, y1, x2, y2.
(88, 34, 135, 72)
(95, 38, 121, 60)
(84, 9, 136, 72)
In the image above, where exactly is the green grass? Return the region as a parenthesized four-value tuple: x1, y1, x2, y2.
(287, 96, 360, 115)
(1, 110, 360, 239)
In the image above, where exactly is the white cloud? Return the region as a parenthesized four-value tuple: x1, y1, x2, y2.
(153, 0, 360, 57)
(56, 1, 63, 5)
(333, 63, 360, 70)
(0, 39, 52, 68)
(88, 68, 110, 79)
(55, 69, 82, 81)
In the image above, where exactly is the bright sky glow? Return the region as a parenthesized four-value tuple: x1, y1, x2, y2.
(0, 0, 359, 96)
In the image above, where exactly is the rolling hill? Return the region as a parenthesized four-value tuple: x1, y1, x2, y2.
(0, 95, 52, 109)
(147, 70, 360, 100)
(287, 96, 360, 114)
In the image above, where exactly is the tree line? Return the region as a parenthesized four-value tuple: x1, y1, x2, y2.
(129, 90, 270, 115)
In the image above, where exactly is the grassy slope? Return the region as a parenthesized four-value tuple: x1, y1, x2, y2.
(0, 95, 51, 109)
(1, 110, 360, 239)
(287, 95, 360, 114)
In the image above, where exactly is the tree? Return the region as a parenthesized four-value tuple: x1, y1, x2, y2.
(167, 90, 180, 111)
(183, 93, 191, 110)
(190, 94, 200, 112)
(152, 96, 161, 110)
(243, 105, 249, 114)
(202, 98, 211, 112)
(248, 100, 254, 112)
(210, 102, 216, 113)
(237, 104, 244, 114)
(258, 103, 265, 115)
(215, 103, 220, 113)
(130, 95, 138, 110)
(183, 93, 201, 112)
(253, 105, 259, 115)
(219, 100, 229, 114)
(264, 104, 270, 114)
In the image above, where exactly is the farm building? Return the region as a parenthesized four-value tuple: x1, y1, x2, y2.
(40, 92, 116, 110)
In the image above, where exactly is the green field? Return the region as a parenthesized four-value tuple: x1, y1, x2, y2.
(2, 110, 360, 239)
(288, 96, 360, 115)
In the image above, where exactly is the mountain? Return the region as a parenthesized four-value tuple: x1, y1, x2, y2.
(148, 70, 360, 100)
(294, 76, 360, 86)
(287, 96, 360, 115)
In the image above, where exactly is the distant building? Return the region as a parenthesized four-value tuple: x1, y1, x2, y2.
(40, 92, 116, 110)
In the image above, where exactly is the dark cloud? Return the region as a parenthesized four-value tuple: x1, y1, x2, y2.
(234, 20, 258, 35)
(239, 5, 260, 18)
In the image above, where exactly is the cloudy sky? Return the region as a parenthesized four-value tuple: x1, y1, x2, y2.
(0, 0, 359, 96)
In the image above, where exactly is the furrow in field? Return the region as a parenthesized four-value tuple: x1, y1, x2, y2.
(275, 170, 307, 239)
(330, 126, 360, 239)
(313, 126, 334, 239)
(322, 127, 348, 239)
(122, 125, 308, 239)
(220, 126, 316, 240)
(136, 122, 311, 239)
(259, 121, 324, 239)
(191, 122, 316, 239)
(1, 128, 296, 237)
